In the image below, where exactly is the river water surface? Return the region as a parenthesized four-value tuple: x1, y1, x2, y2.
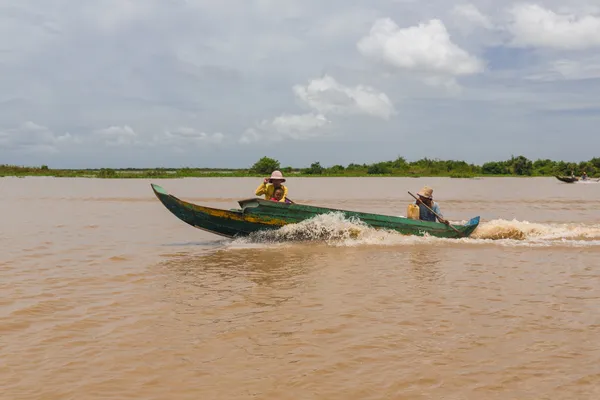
(1, 177, 600, 399)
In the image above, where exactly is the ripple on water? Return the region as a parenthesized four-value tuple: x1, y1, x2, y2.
(3, 178, 600, 399)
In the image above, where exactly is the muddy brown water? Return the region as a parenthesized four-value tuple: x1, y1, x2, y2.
(1, 177, 599, 399)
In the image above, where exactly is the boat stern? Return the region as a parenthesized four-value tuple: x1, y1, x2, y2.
(465, 216, 480, 226)
(458, 216, 481, 237)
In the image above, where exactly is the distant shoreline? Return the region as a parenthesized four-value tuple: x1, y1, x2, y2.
(0, 169, 588, 179)
(2, 155, 597, 179)
(3, 174, 547, 178)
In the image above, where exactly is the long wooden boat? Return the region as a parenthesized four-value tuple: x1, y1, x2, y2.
(555, 175, 578, 183)
(151, 183, 481, 239)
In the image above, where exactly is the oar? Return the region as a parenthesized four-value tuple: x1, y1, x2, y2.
(408, 191, 464, 237)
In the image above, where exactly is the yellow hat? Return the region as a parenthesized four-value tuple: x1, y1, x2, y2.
(417, 186, 433, 199)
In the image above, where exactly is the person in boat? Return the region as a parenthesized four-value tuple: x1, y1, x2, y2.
(270, 187, 292, 203)
(255, 170, 288, 202)
(414, 186, 449, 225)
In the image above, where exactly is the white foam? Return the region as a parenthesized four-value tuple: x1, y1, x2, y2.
(472, 219, 600, 241)
(227, 212, 600, 249)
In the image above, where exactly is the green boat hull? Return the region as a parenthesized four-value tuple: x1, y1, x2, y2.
(151, 183, 480, 239)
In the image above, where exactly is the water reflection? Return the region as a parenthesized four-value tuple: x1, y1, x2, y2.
(159, 244, 321, 286)
(156, 243, 335, 315)
(408, 246, 443, 282)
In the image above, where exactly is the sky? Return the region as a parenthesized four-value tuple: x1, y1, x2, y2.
(1, 0, 600, 168)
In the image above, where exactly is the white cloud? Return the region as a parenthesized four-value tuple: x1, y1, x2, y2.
(357, 18, 485, 77)
(269, 113, 330, 135)
(0, 121, 73, 153)
(2, 0, 600, 167)
(240, 74, 392, 144)
(94, 125, 138, 146)
(421, 76, 462, 92)
(95, 125, 136, 136)
(253, 0, 307, 20)
(92, 124, 225, 150)
(526, 58, 600, 81)
(293, 75, 395, 119)
(158, 127, 225, 146)
(452, 4, 493, 29)
(239, 128, 262, 144)
(240, 113, 330, 144)
(508, 4, 600, 50)
(309, 8, 383, 39)
(79, 0, 161, 32)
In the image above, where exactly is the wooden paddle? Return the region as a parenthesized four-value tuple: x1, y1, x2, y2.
(408, 191, 464, 237)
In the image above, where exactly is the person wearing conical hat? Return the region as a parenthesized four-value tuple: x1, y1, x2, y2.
(414, 186, 449, 225)
(581, 171, 588, 181)
(255, 170, 289, 202)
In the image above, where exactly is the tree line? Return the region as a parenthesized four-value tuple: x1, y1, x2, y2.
(1, 155, 598, 178)
(250, 155, 599, 177)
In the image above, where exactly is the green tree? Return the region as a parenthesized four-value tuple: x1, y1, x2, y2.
(177, 168, 193, 177)
(310, 162, 324, 174)
(444, 160, 471, 172)
(250, 156, 280, 175)
(532, 159, 555, 175)
(578, 161, 596, 176)
(147, 169, 163, 177)
(567, 162, 578, 173)
(303, 162, 324, 175)
(98, 168, 116, 178)
(510, 156, 533, 176)
(391, 156, 408, 169)
(328, 165, 345, 173)
(482, 161, 508, 175)
(553, 161, 569, 175)
(410, 158, 444, 174)
(367, 162, 390, 174)
(347, 163, 366, 170)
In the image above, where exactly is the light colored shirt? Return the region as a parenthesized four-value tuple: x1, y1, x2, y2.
(415, 201, 443, 222)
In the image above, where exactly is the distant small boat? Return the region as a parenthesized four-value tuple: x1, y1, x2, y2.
(555, 175, 599, 183)
(555, 175, 579, 183)
(150, 183, 480, 239)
